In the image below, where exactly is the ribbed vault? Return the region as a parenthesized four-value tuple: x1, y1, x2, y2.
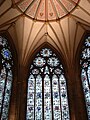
(0, 0, 90, 66)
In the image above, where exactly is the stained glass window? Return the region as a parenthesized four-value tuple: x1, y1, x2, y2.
(0, 36, 13, 120)
(80, 36, 90, 120)
(26, 48, 70, 120)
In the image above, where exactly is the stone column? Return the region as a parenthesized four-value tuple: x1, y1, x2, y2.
(66, 63, 88, 120)
(17, 65, 28, 120)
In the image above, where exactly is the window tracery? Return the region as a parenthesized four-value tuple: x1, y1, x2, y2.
(26, 48, 70, 120)
(0, 36, 13, 120)
(80, 36, 90, 119)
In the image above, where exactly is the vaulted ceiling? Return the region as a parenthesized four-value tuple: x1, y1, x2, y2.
(0, 0, 90, 65)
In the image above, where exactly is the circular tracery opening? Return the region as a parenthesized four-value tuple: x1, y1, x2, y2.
(14, 0, 79, 21)
(26, 48, 70, 120)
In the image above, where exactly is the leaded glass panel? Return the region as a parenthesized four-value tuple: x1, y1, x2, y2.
(0, 36, 13, 120)
(80, 36, 90, 119)
(26, 48, 70, 120)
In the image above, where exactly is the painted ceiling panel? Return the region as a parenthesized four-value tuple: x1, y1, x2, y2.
(72, 0, 79, 3)
(26, 0, 40, 19)
(47, 0, 57, 20)
(13, 0, 79, 21)
(36, 0, 45, 21)
(60, 0, 75, 12)
(18, 0, 33, 12)
(53, 0, 66, 18)
(0, 0, 90, 64)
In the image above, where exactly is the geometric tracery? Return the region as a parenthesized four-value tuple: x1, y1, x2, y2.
(26, 48, 70, 120)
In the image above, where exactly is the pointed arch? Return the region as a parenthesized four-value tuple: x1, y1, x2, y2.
(26, 44, 70, 120)
(80, 33, 90, 120)
(0, 31, 17, 120)
(26, 42, 68, 69)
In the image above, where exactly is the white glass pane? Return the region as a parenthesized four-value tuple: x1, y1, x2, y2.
(35, 75, 42, 120)
(59, 75, 70, 120)
(52, 75, 61, 120)
(44, 75, 52, 120)
(27, 74, 35, 120)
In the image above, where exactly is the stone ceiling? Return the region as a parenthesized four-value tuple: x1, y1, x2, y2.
(0, 0, 90, 65)
(13, 0, 79, 21)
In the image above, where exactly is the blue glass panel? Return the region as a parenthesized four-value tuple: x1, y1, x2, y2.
(1, 48, 11, 60)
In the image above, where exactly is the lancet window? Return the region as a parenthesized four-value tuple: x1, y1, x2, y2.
(26, 48, 70, 120)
